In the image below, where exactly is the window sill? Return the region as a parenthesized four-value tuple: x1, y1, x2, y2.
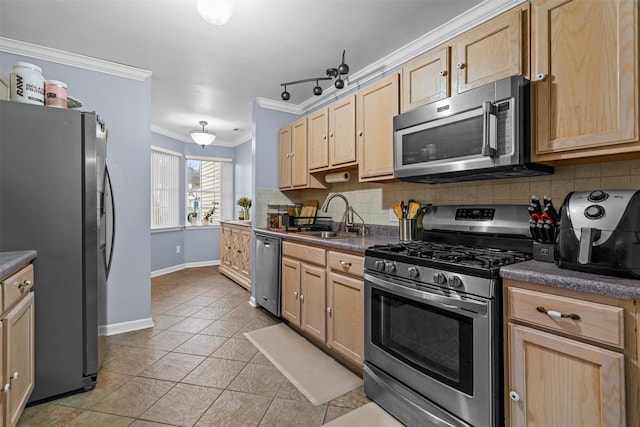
(185, 223, 221, 230)
(151, 226, 183, 233)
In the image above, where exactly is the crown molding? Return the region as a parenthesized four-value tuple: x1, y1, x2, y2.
(259, 0, 526, 115)
(0, 37, 152, 81)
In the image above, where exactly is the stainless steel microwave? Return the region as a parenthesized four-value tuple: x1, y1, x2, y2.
(393, 75, 553, 183)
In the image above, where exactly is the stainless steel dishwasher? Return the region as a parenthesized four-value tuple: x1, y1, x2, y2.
(254, 233, 281, 317)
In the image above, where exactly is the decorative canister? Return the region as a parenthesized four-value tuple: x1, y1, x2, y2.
(10, 62, 45, 105)
(44, 80, 67, 108)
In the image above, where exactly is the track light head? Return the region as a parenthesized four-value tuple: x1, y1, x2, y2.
(279, 50, 349, 101)
(338, 50, 349, 74)
(334, 78, 344, 89)
(281, 85, 290, 101)
(313, 81, 323, 96)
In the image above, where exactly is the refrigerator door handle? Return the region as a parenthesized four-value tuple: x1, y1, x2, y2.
(104, 166, 115, 278)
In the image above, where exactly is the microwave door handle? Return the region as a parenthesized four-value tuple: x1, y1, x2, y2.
(481, 101, 496, 158)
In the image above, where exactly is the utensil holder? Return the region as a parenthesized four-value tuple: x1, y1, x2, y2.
(399, 218, 418, 241)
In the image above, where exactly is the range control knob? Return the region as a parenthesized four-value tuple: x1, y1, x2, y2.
(407, 267, 419, 278)
(433, 272, 447, 285)
(584, 204, 605, 220)
(374, 260, 385, 271)
(588, 190, 608, 202)
(385, 262, 397, 273)
(449, 275, 464, 289)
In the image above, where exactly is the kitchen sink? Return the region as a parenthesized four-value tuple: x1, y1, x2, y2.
(296, 231, 357, 239)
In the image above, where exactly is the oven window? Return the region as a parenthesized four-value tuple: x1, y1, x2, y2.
(401, 115, 483, 166)
(371, 287, 474, 395)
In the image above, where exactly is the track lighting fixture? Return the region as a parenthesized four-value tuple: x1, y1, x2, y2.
(279, 50, 350, 101)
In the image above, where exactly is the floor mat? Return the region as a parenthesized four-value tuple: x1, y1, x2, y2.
(323, 402, 404, 426)
(244, 323, 363, 405)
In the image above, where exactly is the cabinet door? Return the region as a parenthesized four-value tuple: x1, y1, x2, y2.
(508, 323, 625, 427)
(278, 124, 292, 189)
(300, 264, 326, 342)
(308, 107, 329, 170)
(357, 73, 399, 181)
(329, 95, 357, 167)
(326, 272, 363, 366)
(220, 226, 233, 268)
(452, 4, 528, 94)
(5, 292, 34, 427)
(291, 117, 308, 188)
(236, 228, 251, 278)
(281, 258, 301, 327)
(401, 46, 449, 112)
(532, 0, 638, 160)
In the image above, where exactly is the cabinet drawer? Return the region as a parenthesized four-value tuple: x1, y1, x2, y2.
(507, 287, 624, 349)
(2, 264, 34, 312)
(283, 241, 325, 266)
(327, 251, 364, 278)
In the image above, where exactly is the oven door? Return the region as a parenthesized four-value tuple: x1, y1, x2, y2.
(364, 271, 498, 427)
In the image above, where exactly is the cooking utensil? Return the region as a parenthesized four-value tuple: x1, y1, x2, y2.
(400, 201, 406, 218)
(299, 200, 318, 225)
(392, 202, 403, 219)
(407, 201, 420, 219)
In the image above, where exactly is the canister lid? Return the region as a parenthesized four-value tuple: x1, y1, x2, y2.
(13, 61, 43, 73)
(45, 79, 67, 88)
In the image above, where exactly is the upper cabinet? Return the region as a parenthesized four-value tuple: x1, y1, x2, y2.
(308, 95, 357, 172)
(279, 118, 325, 191)
(531, 0, 639, 162)
(357, 73, 399, 181)
(401, 4, 529, 113)
(278, 124, 292, 189)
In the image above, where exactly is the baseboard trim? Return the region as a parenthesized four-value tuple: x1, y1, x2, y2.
(151, 260, 220, 277)
(100, 317, 155, 336)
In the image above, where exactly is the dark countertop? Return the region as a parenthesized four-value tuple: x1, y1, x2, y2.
(0, 250, 37, 279)
(254, 228, 400, 254)
(500, 260, 640, 300)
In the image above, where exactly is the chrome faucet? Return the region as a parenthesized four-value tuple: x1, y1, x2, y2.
(320, 193, 353, 228)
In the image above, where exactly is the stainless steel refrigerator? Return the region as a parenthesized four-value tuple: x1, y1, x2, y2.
(0, 100, 115, 402)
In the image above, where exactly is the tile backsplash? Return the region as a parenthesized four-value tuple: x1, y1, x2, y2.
(258, 159, 640, 227)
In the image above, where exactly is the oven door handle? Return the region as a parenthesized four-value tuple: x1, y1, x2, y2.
(365, 273, 488, 316)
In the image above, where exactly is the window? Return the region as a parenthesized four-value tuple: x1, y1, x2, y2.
(151, 147, 181, 228)
(186, 156, 232, 225)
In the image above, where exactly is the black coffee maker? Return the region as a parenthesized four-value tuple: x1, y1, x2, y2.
(555, 190, 640, 279)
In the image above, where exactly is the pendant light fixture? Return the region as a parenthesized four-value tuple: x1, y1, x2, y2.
(190, 121, 216, 147)
(197, 0, 234, 26)
(280, 50, 350, 101)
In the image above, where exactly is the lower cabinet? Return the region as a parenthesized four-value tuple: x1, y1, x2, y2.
(219, 222, 252, 290)
(281, 241, 364, 368)
(1, 264, 35, 427)
(505, 279, 633, 427)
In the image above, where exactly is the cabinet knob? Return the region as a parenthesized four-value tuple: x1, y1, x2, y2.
(330, 132, 334, 138)
(300, 294, 305, 301)
(3, 384, 9, 393)
(11, 372, 18, 380)
(293, 291, 298, 298)
(326, 307, 331, 314)
(456, 62, 465, 69)
(536, 306, 580, 320)
(439, 69, 447, 76)
(509, 390, 521, 402)
(536, 73, 546, 81)
(358, 131, 363, 137)
(290, 152, 294, 157)
(339, 260, 352, 268)
(19, 280, 31, 290)
(323, 134, 327, 140)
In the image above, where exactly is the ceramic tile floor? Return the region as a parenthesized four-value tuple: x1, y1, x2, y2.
(18, 266, 371, 426)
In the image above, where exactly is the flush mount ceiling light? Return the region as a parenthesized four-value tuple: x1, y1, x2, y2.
(190, 121, 216, 147)
(197, 0, 234, 25)
(280, 50, 350, 101)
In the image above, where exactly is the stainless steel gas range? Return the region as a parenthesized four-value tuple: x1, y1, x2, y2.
(363, 205, 534, 427)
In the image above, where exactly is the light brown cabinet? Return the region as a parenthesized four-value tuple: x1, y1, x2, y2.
(531, 0, 639, 162)
(0, 264, 35, 427)
(279, 119, 325, 191)
(357, 73, 399, 182)
(281, 241, 365, 369)
(308, 95, 357, 172)
(504, 279, 635, 427)
(401, 4, 529, 113)
(278, 124, 292, 189)
(219, 222, 251, 290)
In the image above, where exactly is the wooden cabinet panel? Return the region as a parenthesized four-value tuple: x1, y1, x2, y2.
(278, 125, 292, 189)
(508, 287, 624, 349)
(329, 95, 357, 168)
(327, 271, 363, 366)
(401, 46, 450, 112)
(308, 107, 329, 170)
(281, 257, 301, 327)
(532, 0, 639, 160)
(301, 264, 326, 342)
(4, 292, 34, 427)
(1, 264, 33, 312)
(283, 241, 325, 266)
(453, 4, 528, 94)
(357, 73, 399, 181)
(219, 223, 251, 290)
(509, 323, 625, 427)
(291, 117, 308, 187)
(327, 251, 364, 278)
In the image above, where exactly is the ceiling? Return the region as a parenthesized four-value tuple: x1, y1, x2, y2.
(0, 0, 488, 146)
